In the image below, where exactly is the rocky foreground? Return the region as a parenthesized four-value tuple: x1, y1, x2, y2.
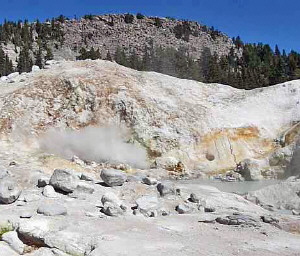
(0, 163, 300, 256)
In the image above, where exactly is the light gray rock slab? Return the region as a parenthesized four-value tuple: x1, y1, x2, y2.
(136, 195, 159, 216)
(0, 241, 19, 256)
(1, 231, 25, 254)
(37, 202, 67, 216)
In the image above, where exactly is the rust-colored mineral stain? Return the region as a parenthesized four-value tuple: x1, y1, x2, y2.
(201, 127, 260, 144)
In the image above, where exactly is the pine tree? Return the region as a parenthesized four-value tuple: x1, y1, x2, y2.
(17, 45, 33, 73)
(35, 46, 43, 68)
(0, 46, 6, 76)
(45, 46, 54, 61)
(114, 47, 128, 66)
(105, 51, 112, 61)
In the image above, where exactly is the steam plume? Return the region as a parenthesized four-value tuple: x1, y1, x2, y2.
(38, 126, 148, 168)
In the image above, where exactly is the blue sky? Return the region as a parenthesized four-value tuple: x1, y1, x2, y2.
(0, 0, 299, 52)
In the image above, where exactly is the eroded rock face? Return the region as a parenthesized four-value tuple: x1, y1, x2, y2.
(49, 169, 79, 193)
(0, 178, 22, 204)
(100, 169, 127, 187)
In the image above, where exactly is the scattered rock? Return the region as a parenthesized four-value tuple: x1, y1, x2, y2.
(20, 210, 34, 218)
(37, 177, 50, 188)
(198, 214, 217, 223)
(136, 195, 159, 217)
(261, 215, 279, 224)
(37, 202, 67, 216)
(157, 182, 179, 197)
(102, 202, 125, 217)
(292, 209, 300, 215)
(0, 178, 22, 204)
(1, 231, 25, 254)
(24, 193, 41, 202)
(216, 214, 258, 226)
(71, 155, 85, 167)
(32, 65, 40, 72)
(189, 193, 200, 203)
(43, 185, 59, 198)
(205, 206, 216, 213)
(101, 192, 122, 206)
(49, 169, 79, 193)
(142, 177, 158, 185)
(75, 182, 95, 194)
(80, 173, 95, 181)
(100, 169, 127, 187)
(176, 203, 193, 214)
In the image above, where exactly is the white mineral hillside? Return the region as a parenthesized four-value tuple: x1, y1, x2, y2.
(0, 60, 299, 172)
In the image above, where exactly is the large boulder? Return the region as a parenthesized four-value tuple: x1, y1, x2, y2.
(236, 159, 265, 181)
(0, 178, 22, 204)
(100, 169, 127, 187)
(49, 169, 79, 193)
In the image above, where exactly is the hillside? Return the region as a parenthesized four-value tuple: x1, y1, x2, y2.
(0, 59, 299, 175)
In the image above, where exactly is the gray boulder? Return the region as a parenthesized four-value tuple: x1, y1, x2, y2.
(49, 169, 79, 193)
(1, 231, 25, 254)
(176, 203, 193, 214)
(37, 177, 50, 188)
(43, 185, 59, 198)
(102, 202, 125, 217)
(136, 195, 159, 217)
(142, 177, 158, 185)
(101, 192, 122, 206)
(189, 193, 200, 203)
(37, 202, 67, 216)
(157, 182, 179, 197)
(100, 169, 127, 187)
(0, 178, 22, 204)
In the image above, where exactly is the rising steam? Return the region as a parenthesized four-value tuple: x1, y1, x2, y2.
(38, 126, 148, 168)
